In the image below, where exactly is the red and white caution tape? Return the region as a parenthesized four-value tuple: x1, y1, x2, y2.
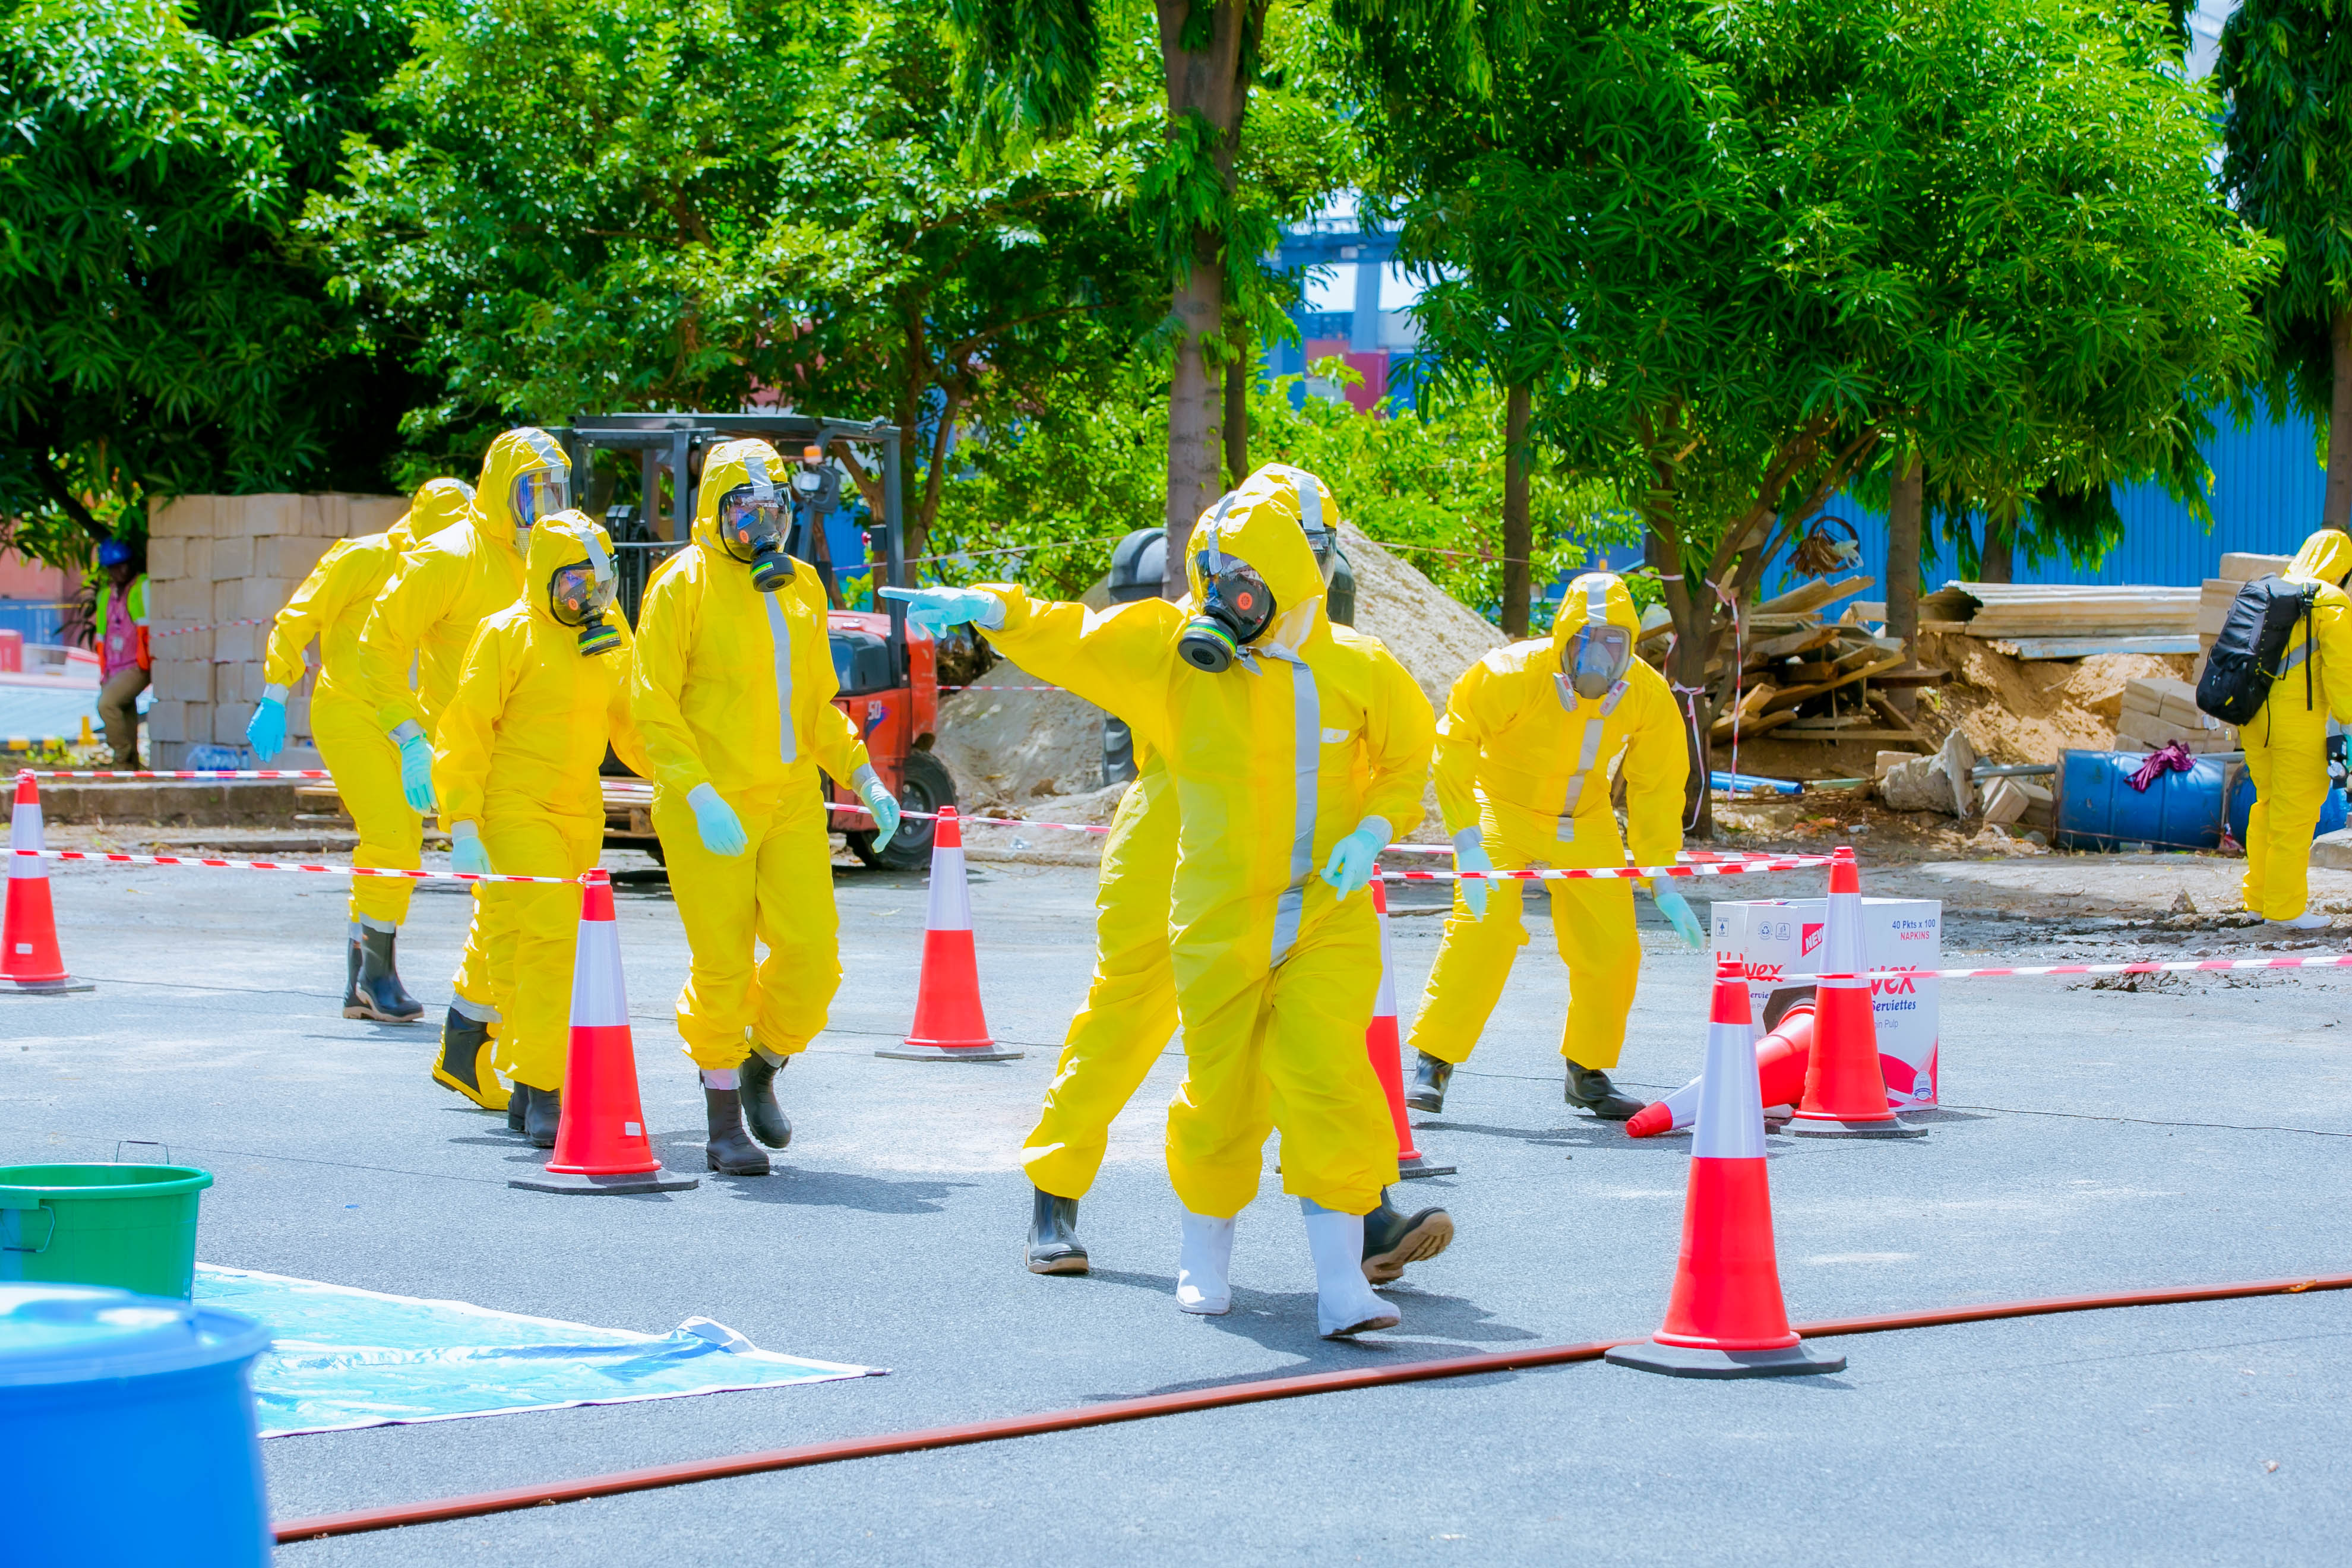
(151, 618, 273, 639)
(21, 770, 331, 781)
(1768, 954, 2352, 985)
(938, 684, 1064, 693)
(1383, 855, 1830, 884)
(11, 848, 578, 884)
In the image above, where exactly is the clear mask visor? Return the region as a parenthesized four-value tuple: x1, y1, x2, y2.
(549, 562, 617, 627)
(1566, 624, 1631, 699)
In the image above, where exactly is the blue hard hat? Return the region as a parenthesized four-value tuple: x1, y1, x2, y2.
(97, 539, 133, 568)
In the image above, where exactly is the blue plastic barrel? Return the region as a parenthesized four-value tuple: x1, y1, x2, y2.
(2053, 750, 2233, 851)
(2227, 773, 2350, 845)
(0, 1283, 272, 1566)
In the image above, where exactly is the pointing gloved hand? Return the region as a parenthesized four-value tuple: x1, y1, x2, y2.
(878, 586, 1004, 636)
(1320, 815, 1392, 899)
(391, 722, 437, 813)
(449, 820, 492, 877)
(1649, 883, 1706, 949)
(852, 765, 901, 851)
(245, 686, 289, 761)
(687, 782, 749, 857)
(1450, 828, 1494, 920)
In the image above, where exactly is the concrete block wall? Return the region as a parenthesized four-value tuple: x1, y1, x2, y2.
(146, 492, 409, 767)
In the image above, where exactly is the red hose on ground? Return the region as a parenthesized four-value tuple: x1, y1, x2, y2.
(273, 1270, 2352, 1544)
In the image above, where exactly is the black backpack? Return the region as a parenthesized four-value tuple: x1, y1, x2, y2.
(2196, 575, 2316, 726)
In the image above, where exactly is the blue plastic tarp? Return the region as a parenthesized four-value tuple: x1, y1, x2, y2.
(194, 1264, 879, 1437)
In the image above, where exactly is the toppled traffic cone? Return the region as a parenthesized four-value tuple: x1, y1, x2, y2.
(1789, 846, 1923, 1139)
(877, 806, 1022, 1061)
(1626, 1002, 1814, 1139)
(1607, 959, 1845, 1379)
(4, 771, 92, 994)
(1368, 879, 1454, 1178)
(511, 870, 696, 1194)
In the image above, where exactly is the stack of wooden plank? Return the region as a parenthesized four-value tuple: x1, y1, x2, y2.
(2196, 554, 2292, 669)
(1915, 581, 2199, 658)
(2116, 675, 2233, 755)
(1645, 575, 1939, 748)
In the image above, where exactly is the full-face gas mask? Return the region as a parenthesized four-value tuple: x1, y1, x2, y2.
(510, 467, 570, 557)
(548, 526, 621, 656)
(1561, 579, 1633, 700)
(715, 451, 793, 593)
(1178, 549, 1277, 673)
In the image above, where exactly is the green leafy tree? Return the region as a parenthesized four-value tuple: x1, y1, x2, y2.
(1363, 0, 2269, 832)
(2220, 0, 2352, 532)
(0, 0, 418, 565)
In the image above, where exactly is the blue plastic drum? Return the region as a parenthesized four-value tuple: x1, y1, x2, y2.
(0, 1283, 273, 1566)
(2227, 772, 2350, 846)
(2053, 750, 2233, 851)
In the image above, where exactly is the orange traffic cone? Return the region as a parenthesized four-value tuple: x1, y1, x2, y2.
(4, 771, 91, 994)
(1367, 879, 1453, 1177)
(1607, 958, 1844, 1378)
(1626, 1001, 1814, 1140)
(511, 870, 697, 1194)
(1789, 846, 1923, 1139)
(877, 807, 1022, 1061)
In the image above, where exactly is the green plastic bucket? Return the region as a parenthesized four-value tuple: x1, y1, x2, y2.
(0, 1164, 213, 1299)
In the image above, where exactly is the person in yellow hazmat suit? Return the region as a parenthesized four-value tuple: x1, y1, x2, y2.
(887, 467, 1435, 1339)
(247, 478, 474, 1022)
(2242, 528, 2352, 928)
(432, 510, 650, 1147)
(356, 426, 569, 1112)
(632, 438, 904, 1176)
(1402, 571, 1704, 1120)
(991, 469, 1450, 1294)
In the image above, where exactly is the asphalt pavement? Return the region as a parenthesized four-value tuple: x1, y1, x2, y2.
(5, 846, 2348, 1564)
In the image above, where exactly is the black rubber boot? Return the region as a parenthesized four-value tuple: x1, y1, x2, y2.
(1024, 1186, 1089, 1275)
(431, 1008, 508, 1111)
(738, 1052, 792, 1149)
(524, 1084, 562, 1150)
(342, 935, 363, 1015)
(346, 925, 424, 1022)
(704, 1088, 771, 1175)
(1361, 1186, 1455, 1284)
(507, 1083, 530, 1134)
(1565, 1060, 1645, 1120)
(1404, 1052, 1453, 1114)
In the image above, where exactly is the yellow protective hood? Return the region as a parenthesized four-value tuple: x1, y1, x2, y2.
(469, 427, 571, 544)
(399, 477, 476, 552)
(2287, 529, 2352, 588)
(693, 438, 792, 556)
(1550, 572, 1641, 657)
(523, 509, 617, 629)
(1182, 467, 1330, 656)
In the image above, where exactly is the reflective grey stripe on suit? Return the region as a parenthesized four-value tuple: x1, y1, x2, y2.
(766, 593, 799, 764)
(1270, 655, 1322, 966)
(1554, 678, 1629, 842)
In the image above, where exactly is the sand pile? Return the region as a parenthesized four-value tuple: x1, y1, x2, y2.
(1917, 634, 2196, 764)
(928, 529, 1507, 835)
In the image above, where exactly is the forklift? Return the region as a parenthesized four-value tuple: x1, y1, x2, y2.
(554, 413, 952, 871)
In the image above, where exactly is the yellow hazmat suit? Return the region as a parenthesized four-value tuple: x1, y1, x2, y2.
(432, 512, 648, 1093)
(971, 476, 1433, 1218)
(631, 438, 874, 1071)
(356, 429, 553, 1020)
(1407, 572, 1689, 1071)
(2241, 529, 2352, 922)
(263, 479, 471, 928)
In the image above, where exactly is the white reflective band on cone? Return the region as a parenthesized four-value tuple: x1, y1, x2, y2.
(1823, 888, 1864, 975)
(569, 919, 628, 1028)
(8, 798, 41, 880)
(1691, 1014, 1768, 1161)
(925, 846, 972, 932)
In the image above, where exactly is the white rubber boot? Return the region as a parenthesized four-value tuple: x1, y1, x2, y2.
(2268, 911, 2333, 931)
(1176, 1210, 1235, 1315)
(1303, 1200, 1400, 1339)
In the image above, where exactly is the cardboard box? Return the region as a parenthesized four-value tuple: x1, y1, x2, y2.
(1711, 897, 1943, 1109)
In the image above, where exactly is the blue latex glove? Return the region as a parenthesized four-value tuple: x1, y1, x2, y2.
(449, 821, 492, 877)
(245, 691, 287, 761)
(853, 765, 902, 851)
(1452, 830, 1494, 921)
(392, 722, 436, 813)
(878, 585, 1001, 636)
(687, 782, 749, 857)
(1651, 883, 1706, 949)
(1320, 815, 1391, 899)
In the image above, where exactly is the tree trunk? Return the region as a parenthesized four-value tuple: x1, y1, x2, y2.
(1649, 527, 1713, 839)
(1224, 335, 1250, 488)
(1500, 383, 1533, 638)
(1978, 514, 2014, 584)
(1157, 0, 1251, 596)
(1885, 454, 1923, 713)
(2327, 305, 2352, 534)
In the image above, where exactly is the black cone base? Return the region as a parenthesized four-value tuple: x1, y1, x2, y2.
(510, 1167, 699, 1195)
(1605, 1338, 1845, 1379)
(1785, 1114, 1926, 1139)
(1396, 1153, 1458, 1179)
